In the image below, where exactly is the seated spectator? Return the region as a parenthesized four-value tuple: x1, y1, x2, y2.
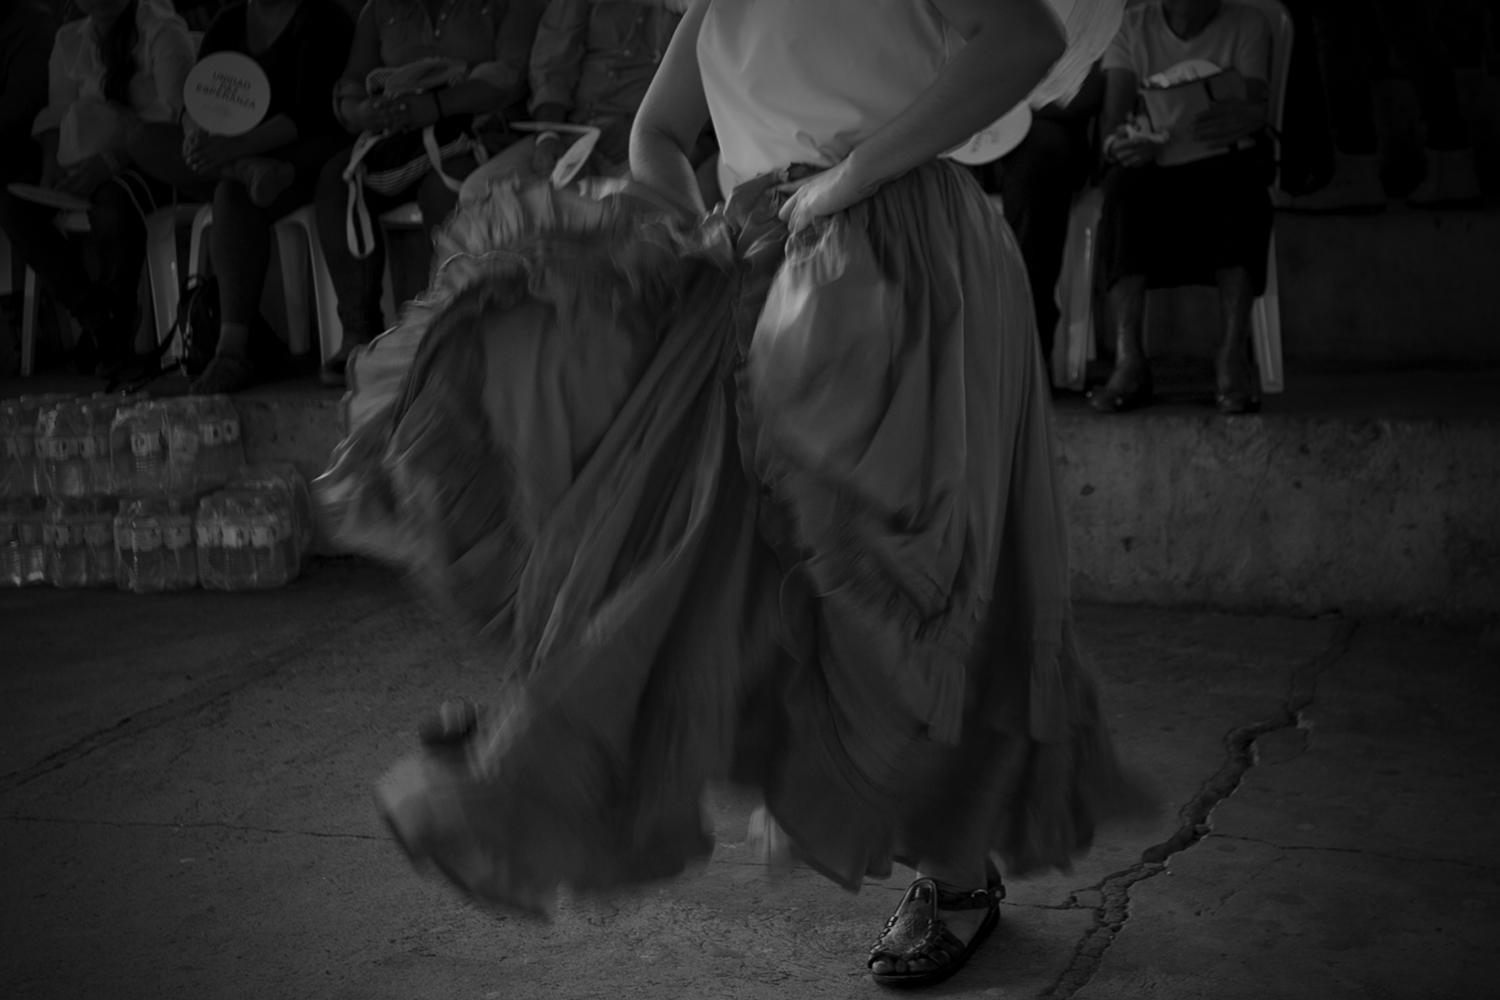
(0, 0, 55, 187)
(971, 65, 1104, 362)
(1091, 0, 1274, 415)
(184, 0, 355, 394)
(0, 0, 195, 377)
(458, 0, 683, 200)
(314, 0, 546, 388)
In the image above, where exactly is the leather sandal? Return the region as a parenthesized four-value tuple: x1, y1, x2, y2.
(868, 875, 1004, 988)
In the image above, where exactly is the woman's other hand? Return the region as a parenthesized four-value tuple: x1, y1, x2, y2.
(1192, 98, 1266, 146)
(776, 158, 876, 234)
(55, 156, 115, 198)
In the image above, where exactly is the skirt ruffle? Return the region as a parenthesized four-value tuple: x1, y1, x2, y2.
(316, 164, 1155, 913)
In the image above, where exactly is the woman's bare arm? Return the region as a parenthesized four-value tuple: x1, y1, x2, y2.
(850, 0, 1064, 186)
(783, 0, 1066, 229)
(628, 0, 710, 216)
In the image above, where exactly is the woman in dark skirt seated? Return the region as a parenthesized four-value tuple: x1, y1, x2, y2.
(1091, 0, 1274, 415)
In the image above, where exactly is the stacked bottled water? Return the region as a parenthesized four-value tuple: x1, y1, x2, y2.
(232, 463, 315, 562)
(115, 496, 198, 593)
(193, 396, 245, 491)
(110, 401, 172, 497)
(196, 488, 299, 591)
(2, 395, 66, 499)
(0, 390, 305, 593)
(0, 498, 47, 587)
(44, 497, 117, 588)
(35, 397, 91, 499)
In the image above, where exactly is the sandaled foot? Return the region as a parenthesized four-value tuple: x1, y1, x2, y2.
(1088, 361, 1154, 414)
(868, 876, 1003, 988)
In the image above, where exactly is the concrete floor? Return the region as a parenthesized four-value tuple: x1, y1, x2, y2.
(2, 562, 1498, 1000)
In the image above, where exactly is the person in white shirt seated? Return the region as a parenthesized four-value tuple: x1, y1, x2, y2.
(1090, 0, 1274, 415)
(0, 0, 195, 378)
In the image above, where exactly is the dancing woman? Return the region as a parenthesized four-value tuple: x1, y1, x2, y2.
(318, 0, 1152, 987)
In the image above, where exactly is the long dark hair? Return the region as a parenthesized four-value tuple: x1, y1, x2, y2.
(95, 0, 141, 108)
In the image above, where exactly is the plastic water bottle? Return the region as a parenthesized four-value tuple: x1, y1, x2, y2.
(190, 396, 245, 490)
(0, 500, 22, 586)
(233, 463, 313, 564)
(246, 491, 297, 588)
(110, 402, 169, 497)
(0, 498, 48, 586)
(45, 499, 87, 587)
(162, 496, 198, 590)
(82, 498, 116, 585)
(82, 395, 123, 496)
(37, 399, 90, 499)
(218, 398, 246, 487)
(1, 402, 31, 499)
(17, 497, 46, 584)
(221, 493, 260, 589)
(3, 395, 67, 499)
(195, 493, 225, 590)
(165, 399, 202, 495)
(115, 498, 165, 593)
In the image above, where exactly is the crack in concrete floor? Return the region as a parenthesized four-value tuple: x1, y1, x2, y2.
(0, 604, 390, 794)
(1209, 832, 1500, 874)
(1042, 619, 1359, 999)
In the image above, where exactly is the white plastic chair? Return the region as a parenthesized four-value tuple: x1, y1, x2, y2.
(184, 203, 320, 361)
(1052, 0, 1292, 393)
(184, 200, 422, 368)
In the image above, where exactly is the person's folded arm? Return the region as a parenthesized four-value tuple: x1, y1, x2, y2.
(332, 3, 383, 133)
(527, 0, 586, 122)
(460, 0, 547, 115)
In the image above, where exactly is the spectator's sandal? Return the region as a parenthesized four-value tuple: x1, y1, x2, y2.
(867, 875, 1004, 988)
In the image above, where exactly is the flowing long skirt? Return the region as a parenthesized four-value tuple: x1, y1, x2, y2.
(315, 160, 1155, 914)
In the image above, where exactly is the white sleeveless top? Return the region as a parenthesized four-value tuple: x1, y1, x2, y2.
(697, 0, 959, 196)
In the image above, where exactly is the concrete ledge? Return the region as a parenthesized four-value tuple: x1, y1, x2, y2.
(160, 371, 1500, 624)
(1055, 403, 1499, 623)
(5, 370, 1497, 622)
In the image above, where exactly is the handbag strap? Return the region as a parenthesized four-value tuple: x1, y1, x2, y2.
(343, 131, 383, 259)
(341, 123, 491, 255)
(423, 125, 465, 192)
